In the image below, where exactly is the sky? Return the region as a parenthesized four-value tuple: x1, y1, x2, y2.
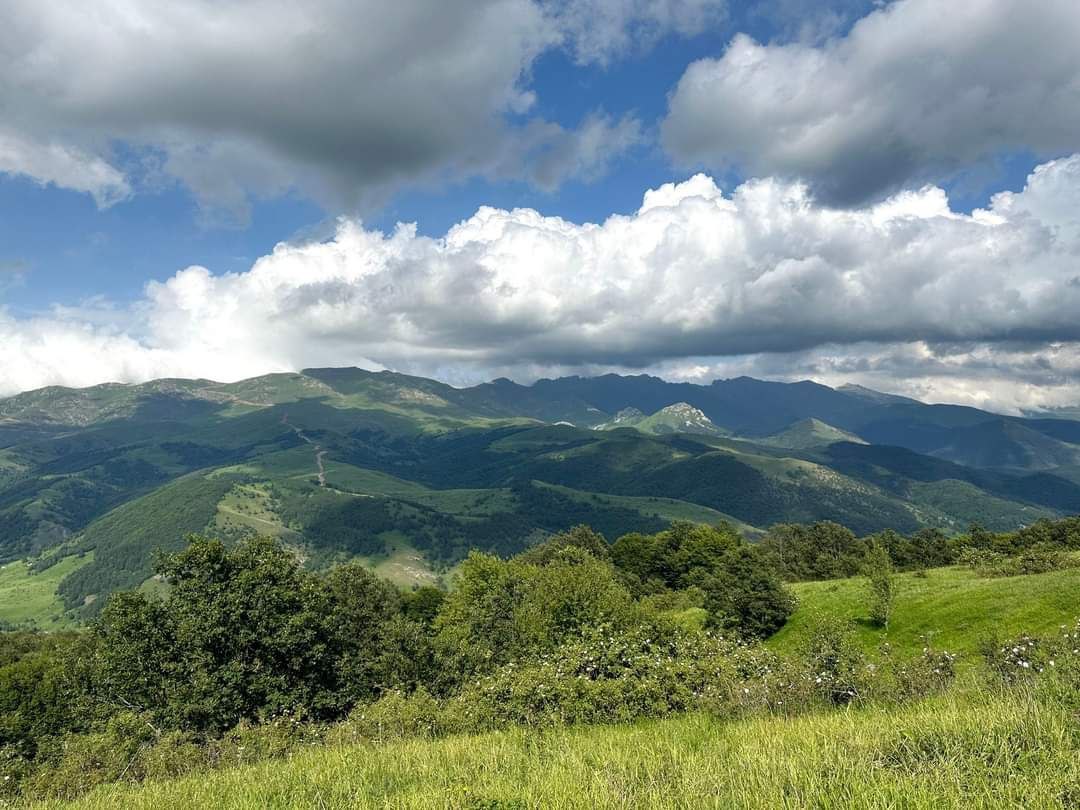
(1, 0, 1079, 414)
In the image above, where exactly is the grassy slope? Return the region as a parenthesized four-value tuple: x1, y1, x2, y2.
(534, 481, 762, 537)
(770, 564, 1080, 662)
(49, 690, 1079, 809)
(0, 553, 89, 628)
(353, 533, 454, 590)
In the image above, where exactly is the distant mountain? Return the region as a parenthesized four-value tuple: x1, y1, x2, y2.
(760, 418, 867, 450)
(1, 367, 1078, 623)
(596, 403, 726, 436)
(927, 419, 1080, 470)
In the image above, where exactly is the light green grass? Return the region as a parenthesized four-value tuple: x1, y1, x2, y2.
(0, 553, 90, 628)
(209, 447, 318, 481)
(212, 483, 297, 539)
(352, 534, 456, 590)
(770, 564, 1080, 662)
(47, 690, 1080, 809)
(321, 464, 515, 516)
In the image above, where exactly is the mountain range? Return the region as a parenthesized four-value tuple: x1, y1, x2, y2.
(2, 367, 1079, 620)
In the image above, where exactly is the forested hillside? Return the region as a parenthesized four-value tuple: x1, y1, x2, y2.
(1, 368, 1079, 620)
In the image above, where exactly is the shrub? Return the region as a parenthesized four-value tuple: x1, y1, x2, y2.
(982, 619, 1080, 685)
(796, 616, 871, 705)
(879, 640, 957, 702)
(960, 544, 1076, 578)
(433, 549, 636, 688)
(330, 689, 442, 745)
(863, 540, 895, 629)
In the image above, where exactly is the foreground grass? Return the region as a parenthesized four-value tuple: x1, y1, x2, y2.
(45, 689, 1078, 809)
(771, 564, 1080, 661)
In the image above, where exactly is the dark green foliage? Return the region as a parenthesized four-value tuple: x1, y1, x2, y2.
(699, 546, 797, 639)
(0, 634, 94, 758)
(402, 586, 445, 627)
(610, 522, 795, 638)
(759, 521, 866, 581)
(757, 514, 1080, 583)
(92, 536, 412, 734)
(58, 475, 238, 613)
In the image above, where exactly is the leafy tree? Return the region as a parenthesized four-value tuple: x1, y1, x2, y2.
(324, 562, 414, 706)
(611, 522, 794, 638)
(94, 536, 400, 733)
(433, 548, 634, 687)
(863, 540, 895, 629)
(515, 524, 610, 566)
(402, 586, 446, 627)
(699, 546, 797, 639)
(759, 521, 865, 581)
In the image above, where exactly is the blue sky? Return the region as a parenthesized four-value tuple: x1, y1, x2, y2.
(1, 0, 1079, 412)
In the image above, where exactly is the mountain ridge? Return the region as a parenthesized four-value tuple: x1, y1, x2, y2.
(1, 367, 1078, 622)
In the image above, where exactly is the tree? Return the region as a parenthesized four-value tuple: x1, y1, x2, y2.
(515, 524, 610, 566)
(433, 548, 634, 687)
(94, 536, 389, 733)
(698, 546, 796, 639)
(863, 540, 895, 630)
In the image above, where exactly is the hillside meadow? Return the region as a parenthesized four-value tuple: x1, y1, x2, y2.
(40, 688, 1079, 809)
(770, 561, 1080, 662)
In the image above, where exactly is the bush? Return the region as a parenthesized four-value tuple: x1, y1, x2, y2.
(796, 616, 872, 705)
(960, 544, 1076, 578)
(330, 688, 443, 745)
(879, 640, 957, 702)
(982, 619, 1080, 685)
(433, 549, 636, 687)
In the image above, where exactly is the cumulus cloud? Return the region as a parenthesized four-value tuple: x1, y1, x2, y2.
(662, 0, 1080, 204)
(3, 156, 1080, 410)
(0, 0, 707, 216)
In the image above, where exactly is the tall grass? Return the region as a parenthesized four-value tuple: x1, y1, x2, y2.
(42, 686, 1079, 809)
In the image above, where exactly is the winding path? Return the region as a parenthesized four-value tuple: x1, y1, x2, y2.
(281, 413, 327, 487)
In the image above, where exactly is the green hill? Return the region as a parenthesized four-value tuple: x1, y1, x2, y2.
(595, 402, 727, 436)
(769, 563, 1080, 662)
(759, 417, 867, 449)
(3, 368, 1080, 621)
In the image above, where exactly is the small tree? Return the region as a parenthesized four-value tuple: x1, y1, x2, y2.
(863, 540, 895, 630)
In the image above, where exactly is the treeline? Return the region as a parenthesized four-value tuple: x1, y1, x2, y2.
(2, 515, 1079, 802)
(0, 522, 800, 799)
(758, 516, 1080, 582)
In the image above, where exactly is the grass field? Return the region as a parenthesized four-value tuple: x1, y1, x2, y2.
(770, 563, 1080, 662)
(0, 553, 88, 629)
(45, 688, 1079, 809)
(353, 533, 452, 589)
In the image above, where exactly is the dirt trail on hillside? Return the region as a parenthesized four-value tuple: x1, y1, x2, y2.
(281, 413, 327, 487)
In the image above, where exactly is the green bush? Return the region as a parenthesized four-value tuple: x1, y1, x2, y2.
(879, 640, 958, 702)
(982, 619, 1080, 685)
(796, 616, 872, 705)
(330, 688, 443, 745)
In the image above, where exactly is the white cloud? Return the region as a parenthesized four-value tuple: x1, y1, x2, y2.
(662, 0, 1080, 203)
(0, 131, 130, 207)
(3, 156, 1080, 411)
